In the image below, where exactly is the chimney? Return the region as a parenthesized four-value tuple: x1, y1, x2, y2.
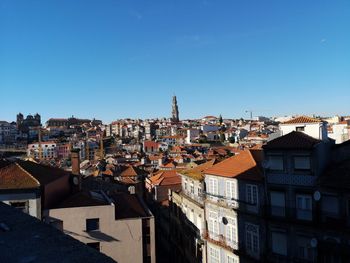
(71, 149, 81, 190)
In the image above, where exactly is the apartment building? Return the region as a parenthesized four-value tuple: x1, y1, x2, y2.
(262, 129, 333, 262)
(204, 150, 265, 263)
(169, 159, 218, 263)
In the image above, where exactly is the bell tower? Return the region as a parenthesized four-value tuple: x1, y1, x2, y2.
(171, 95, 179, 122)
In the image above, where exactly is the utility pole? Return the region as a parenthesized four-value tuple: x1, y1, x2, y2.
(245, 110, 253, 120)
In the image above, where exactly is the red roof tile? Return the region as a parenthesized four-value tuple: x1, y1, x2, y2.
(149, 170, 181, 186)
(204, 150, 262, 181)
(282, 116, 321, 124)
(263, 131, 321, 150)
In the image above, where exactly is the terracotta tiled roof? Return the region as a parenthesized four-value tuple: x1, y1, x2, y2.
(180, 159, 219, 181)
(149, 170, 181, 186)
(204, 150, 263, 181)
(0, 163, 40, 189)
(0, 160, 69, 190)
(161, 162, 176, 168)
(282, 116, 321, 124)
(120, 166, 146, 177)
(263, 131, 321, 150)
(144, 141, 159, 148)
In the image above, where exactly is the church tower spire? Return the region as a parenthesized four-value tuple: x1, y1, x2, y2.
(171, 95, 179, 122)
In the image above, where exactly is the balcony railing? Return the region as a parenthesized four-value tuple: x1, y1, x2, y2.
(267, 205, 349, 228)
(181, 190, 204, 204)
(203, 230, 238, 251)
(205, 191, 263, 215)
(268, 205, 313, 222)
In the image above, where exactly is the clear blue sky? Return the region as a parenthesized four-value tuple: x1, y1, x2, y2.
(1, 0, 349, 123)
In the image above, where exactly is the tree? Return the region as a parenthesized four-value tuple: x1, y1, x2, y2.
(220, 133, 226, 142)
(228, 136, 236, 143)
(219, 114, 223, 125)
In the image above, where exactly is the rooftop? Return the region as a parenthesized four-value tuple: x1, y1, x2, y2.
(110, 192, 151, 220)
(263, 131, 321, 150)
(179, 159, 219, 181)
(282, 115, 321, 124)
(204, 150, 263, 181)
(53, 191, 110, 209)
(149, 170, 181, 186)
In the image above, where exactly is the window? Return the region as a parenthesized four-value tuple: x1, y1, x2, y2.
(226, 180, 236, 200)
(296, 126, 305, 132)
(272, 232, 287, 255)
(10, 201, 28, 213)
(208, 177, 218, 195)
(208, 211, 219, 235)
(293, 156, 311, 171)
(190, 183, 194, 194)
(297, 236, 315, 261)
(208, 246, 220, 263)
(227, 255, 236, 263)
(246, 184, 258, 205)
(270, 191, 285, 217)
(269, 155, 284, 171)
(86, 218, 99, 232)
(87, 242, 100, 251)
(296, 194, 312, 220)
(246, 223, 259, 255)
(226, 217, 237, 244)
(322, 195, 339, 217)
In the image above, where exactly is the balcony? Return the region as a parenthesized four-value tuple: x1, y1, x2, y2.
(181, 190, 204, 205)
(203, 230, 238, 251)
(266, 173, 317, 187)
(267, 206, 350, 229)
(267, 205, 313, 223)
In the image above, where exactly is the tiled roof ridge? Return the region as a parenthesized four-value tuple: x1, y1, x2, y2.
(15, 162, 41, 186)
(246, 149, 257, 167)
(282, 115, 321, 124)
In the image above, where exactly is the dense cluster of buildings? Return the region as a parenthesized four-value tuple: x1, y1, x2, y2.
(1, 97, 350, 262)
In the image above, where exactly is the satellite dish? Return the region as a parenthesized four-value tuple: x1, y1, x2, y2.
(310, 238, 318, 248)
(222, 217, 228, 225)
(262, 160, 270, 169)
(72, 176, 79, 186)
(313, 191, 321, 201)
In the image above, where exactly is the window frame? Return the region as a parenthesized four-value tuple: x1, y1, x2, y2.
(208, 177, 219, 196)
(271, 231, 288, 256)
(293, 155, 311, 173)
(86, 218, 100, 232)
(246, 223, 260, 255)
(296, 194, 312, 221)
(208, 245, 220, 263)
(225, 180, 236, 200)
(225, 216, 237, 244)
(268, 155, 284, 172)
(246, 184, 258, 206)
(270, 191, 286, 217)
